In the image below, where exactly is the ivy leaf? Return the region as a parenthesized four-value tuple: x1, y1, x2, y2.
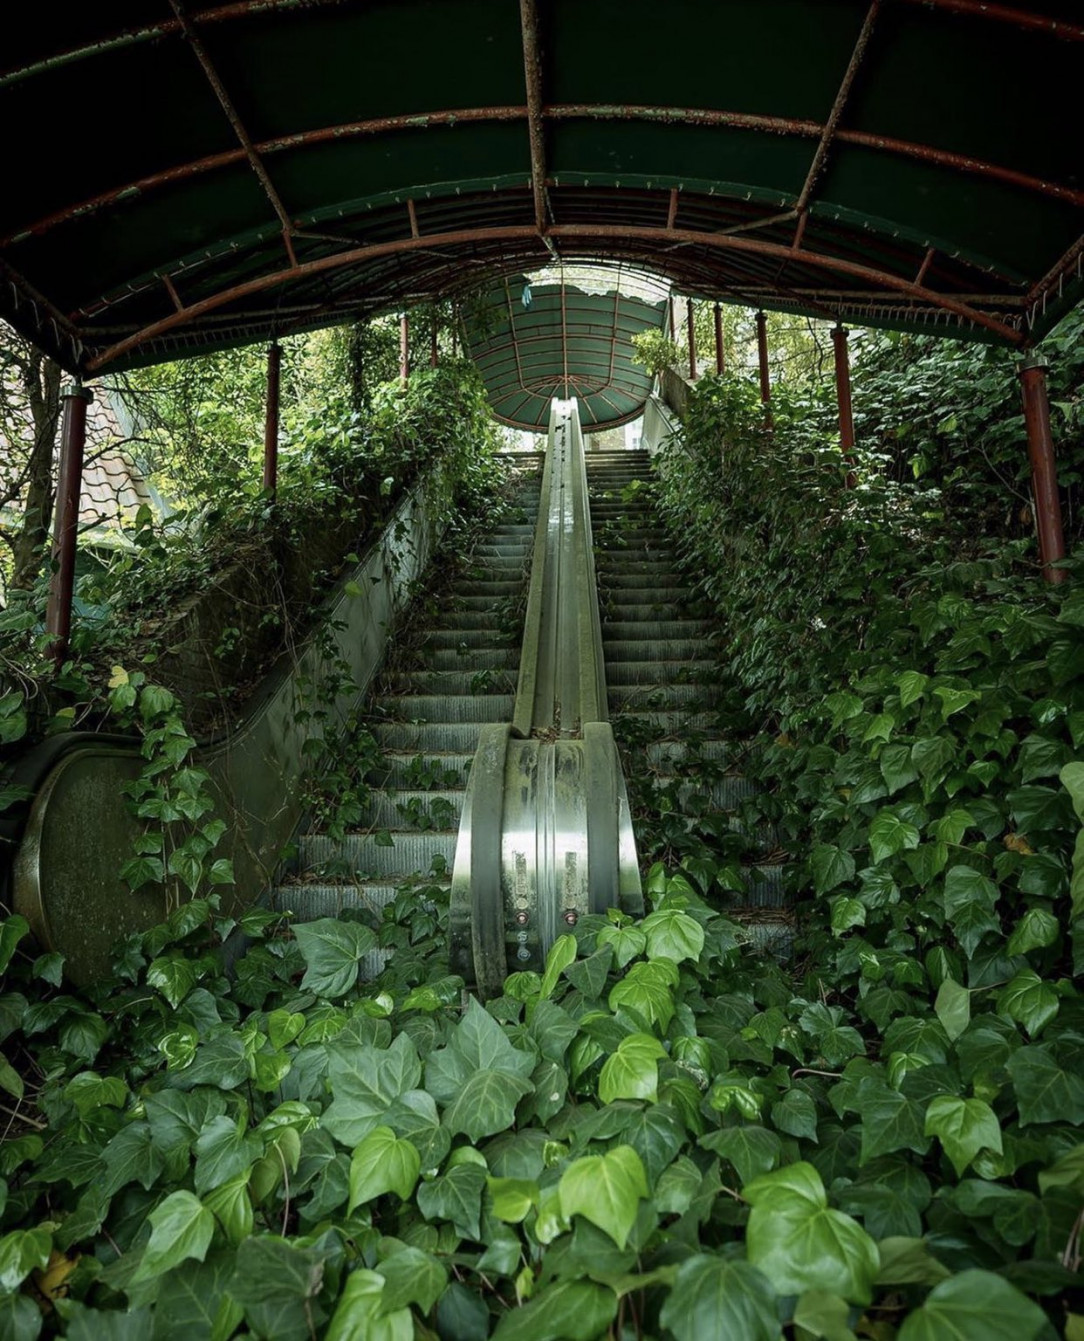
(598, 1033, 665, 1105)
(869, 810, 921, 865)
(324, 1032, 422, 1146)
(1007, 1044, 1084, 1126)
(880, 743, 919, 795)
(376, 1244, 448, 1314)
(558, 1145, 648, 1249)
(608, 961, 676, 1032)
(811, 845, 855, 896)
(194, 1115, 261, 1195)
(348, 1126, 420, 1208)
(897, 671, 929, 708)
(770, 1088, 819, 1141)
(745, 1162, 879, 1305)
(416, 1162, 487, 1240)
(203, 1171, 254, 1245)
(131, 1191, 214, 1283)
(491, 1280, 618, 1341)
(924, 1095, 1002, 1177)
(488, 1177, 539, 1223)
(443, 1069, 533, 1142)
(294, 919, 376, 999)
(934, 978, 970, 1042)
(539, 934, 577, 1000)
(229, 1237, 325, 1341)
(99, 1122, 165, 1198)
(857, 1086, 930, 1164)
(897, 1268, 1047, 1341)
(596, 924, 647, 969)
(699, 1126, 782, 1186)
(998, 969, 1059, 1037)
(1006, 908, 1059, 957)
(659, 1256, 781, 1341)
(642, 908, 705, 963)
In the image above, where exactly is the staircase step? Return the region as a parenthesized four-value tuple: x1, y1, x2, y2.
(300, 831, 457, 876)
(361, 788, 465, 829)
(603, 639, 704, 662)
(373, 693, 515, 723)
(367, 753, 473, 787)
(373, 721, 494, 752)
(385, 669, 518, 696)
(421, 648, 520, 671)
(605, 660, 714, 686)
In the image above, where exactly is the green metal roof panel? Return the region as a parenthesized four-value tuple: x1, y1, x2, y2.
(1, 0, 1082, 374)
(463, 265, 668, 430)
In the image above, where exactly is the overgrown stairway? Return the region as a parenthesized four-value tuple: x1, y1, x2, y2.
(586, 447, 790, 947)
(270, 454, 543, 950)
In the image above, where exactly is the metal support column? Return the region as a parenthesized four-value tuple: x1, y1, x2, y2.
(263, 341, 281, 495)
(45, 383, 93, 666)
(1020, 352, 1067, 584)
(714, 303, 724, 375)
(687, 298, 698, 380)
(755, 310, 772, 423)
(430, 318, 439, 368)
(400, 312, 410, 382)
(832, 324, 857, 487)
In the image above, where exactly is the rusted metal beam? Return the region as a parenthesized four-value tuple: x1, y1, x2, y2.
(83, 218, 1027, 371)
(1019, 352, 1067, 583)
(168, 0, 297, 265)
(7, 0, 1074, 92)
(263, 341, 280, 495)
(832, 324, 857, 486)
(9, 99, 1084, 253)
(519, 0, 549, 235)
(1025, 231, 1084, 326)
(686, 298, 697, 379)
(503, 279, 528, 392)
(895, 0, 1084, 40)
(796, 1, 881, 214)
(400, 312, 410, 382)
(45, 384, 93, 664)
(407, 198, 420, 240)
(430, 317, 439, 368)
(714, 302, 724, 374)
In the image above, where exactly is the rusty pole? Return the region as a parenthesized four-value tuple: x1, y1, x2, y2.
(263, 341, 281, 495)
(714, 302, 724, 375)
(1020, 352, 1067, 584)
(832, 324, 857, 486)
(430, 316, 439, 368)
(45, 383, 93, 666)
(755, 310, 771, 405)
(400, 312, 410, 383)
(686, 298, 697, 380)
(669, 298, 677, 340)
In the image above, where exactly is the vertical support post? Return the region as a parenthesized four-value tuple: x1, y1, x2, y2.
(832, 324, 857, 487)
(430, 317, 439, 368)
(714, 302, 724, 375)
(686, 298, 697, 380)
(400, 312, 410, 383)
(45, 382, 93, 666)
(755, 311, 771, 420)
(1020, 352, 1067, 584)
(263, 341, 281, 496)
(669, 298, 677, 340)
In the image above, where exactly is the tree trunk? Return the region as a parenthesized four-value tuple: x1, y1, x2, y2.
(10, 351, 62, 590)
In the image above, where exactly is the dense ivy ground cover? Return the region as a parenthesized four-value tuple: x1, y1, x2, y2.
(0, 330, 1082, 1338)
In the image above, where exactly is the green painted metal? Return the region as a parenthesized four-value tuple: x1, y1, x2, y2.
(463, 265, 667, 430)
(1, 0, 1082, 373)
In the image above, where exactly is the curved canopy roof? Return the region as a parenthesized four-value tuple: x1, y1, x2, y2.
(2, 0, 1082, 375)
(463, 265, 668, 430)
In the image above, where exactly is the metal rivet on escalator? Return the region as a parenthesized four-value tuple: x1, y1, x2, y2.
(517, 947, 532, 962)
(563, 910, 578, 926)
(515, 910, 529, 925)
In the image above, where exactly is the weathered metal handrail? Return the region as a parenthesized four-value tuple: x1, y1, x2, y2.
(450, 399, 641, 995)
